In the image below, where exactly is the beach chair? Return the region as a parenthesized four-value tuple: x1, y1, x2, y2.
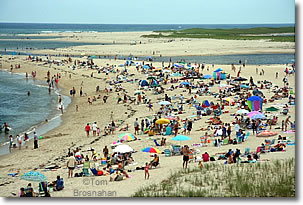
(153, 139, 161, 146)
(270, 139, 275, 145)
(164, 149, 172, 157)
(165, 126, 172, 135)
(282, 109, 288, 115)
(244, 132, 250, 140)
(223, 138, 229, 145)
(200, 136, 206, 144)
(244, 148, 251, 155)
(38, 181, 48, 196)
(188, 152, 195, 163)
(264, 145, 271, 153)
(172, 145, 182, 156)
(256, 146, 262, 154)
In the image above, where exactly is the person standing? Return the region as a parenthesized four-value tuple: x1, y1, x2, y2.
(85, 123, 91, 137)
(33, 132, 38, 149)
(144, 162, 150, 180)
(9, 135, 14, 152)
(92, 122, 97, 136)
(141, 120, 145, 133)
(182, 145, 190, 169)
(67, 153, 76, 178)
(134, 118, 139, 135)
(17, 135, 22, 150)
(187, 120, 193, 135)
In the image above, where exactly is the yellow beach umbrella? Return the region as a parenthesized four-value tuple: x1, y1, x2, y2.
(156, 118, 170, 124)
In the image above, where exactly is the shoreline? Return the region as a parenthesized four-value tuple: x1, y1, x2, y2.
(0, 68, 72, 156)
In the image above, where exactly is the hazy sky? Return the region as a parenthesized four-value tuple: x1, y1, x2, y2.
(0, 0, 295, 24)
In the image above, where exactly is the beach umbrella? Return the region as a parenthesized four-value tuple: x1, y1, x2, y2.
(163, 69, 171, 73)
(142, 65, 150, 69)
(20, 171, 47, 182)
(171, 135, 191, 141)
(233, 77, 247, 82)
(265, 107, 279, 112)
(250, 114, 266, 120)
(142, 147, 161, 154)
(236, 109, 249, 114)
(240, 84, 250, 89)
(257, 130, 278, 137)
(113, 144, 134, 153)
(247, 111, 262, 116)
(156, 118, 170, 124)
(202, 74, 212, 79)
(158, 101, 171, 105)
(118, 133, 137, 141)
(180, 82, 190, 86)
(214, 68, 223, 72)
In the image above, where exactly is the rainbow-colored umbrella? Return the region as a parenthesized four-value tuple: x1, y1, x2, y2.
(142, 147, 161, 153)
(118, 133, 137, 141)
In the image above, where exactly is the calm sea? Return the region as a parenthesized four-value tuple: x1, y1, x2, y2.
(0, 70, 70, 154)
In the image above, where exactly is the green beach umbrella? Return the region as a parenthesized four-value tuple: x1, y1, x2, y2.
(265, 107, 279, 112)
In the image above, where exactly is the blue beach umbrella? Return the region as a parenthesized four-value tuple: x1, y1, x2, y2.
(180, 82, 190, 86)
(251, 114, 266, 120)
(202, 74, 212, 79)
(171, 135, 191, 141)
(20, 171, 47, 182)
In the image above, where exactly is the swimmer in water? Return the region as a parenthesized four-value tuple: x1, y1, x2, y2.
(27, 91, 30, 96)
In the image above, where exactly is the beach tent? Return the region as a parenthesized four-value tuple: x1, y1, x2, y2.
(202, 100, 210, 108)
(140, 80, 149, 87)
(247, 96, 263, 111)
(213, 71, 226, 80)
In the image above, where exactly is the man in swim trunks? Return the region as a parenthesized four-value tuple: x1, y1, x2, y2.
(182, 145, 190, 169)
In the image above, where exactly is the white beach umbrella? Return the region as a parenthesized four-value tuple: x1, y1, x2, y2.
(113, 144, 133, 153)
(158, 101, 171, 105)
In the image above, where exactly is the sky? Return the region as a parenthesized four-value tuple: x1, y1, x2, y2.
(0, 0, 295, 24)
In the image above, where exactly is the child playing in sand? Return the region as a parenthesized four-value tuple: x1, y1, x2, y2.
(145, 162, 150, 180)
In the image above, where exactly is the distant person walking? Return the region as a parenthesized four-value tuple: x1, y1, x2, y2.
(33, 132, 38, 149)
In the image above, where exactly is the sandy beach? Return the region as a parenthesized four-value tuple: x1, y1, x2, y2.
(0, 32, 295, 197)
(6, 31, 295, 56)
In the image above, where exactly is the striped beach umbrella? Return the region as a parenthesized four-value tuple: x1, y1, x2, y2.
(118, 133, 137, 141)
(142, 147, 161, 154)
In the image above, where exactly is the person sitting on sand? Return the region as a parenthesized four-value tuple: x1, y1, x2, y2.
(150, 154, 160, 168)
(52, 175, 64, 191)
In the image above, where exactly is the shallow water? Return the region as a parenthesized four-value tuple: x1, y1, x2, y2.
(0, 70, 70, 151)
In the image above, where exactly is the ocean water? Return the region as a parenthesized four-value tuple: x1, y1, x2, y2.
(0, 70, 70, 150)
(0, 40, 113, 50)
(0, 23, 295, 34)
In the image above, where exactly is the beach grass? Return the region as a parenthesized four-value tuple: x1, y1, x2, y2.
(132, 158, 295, 197)
(141, 27, 295, 42)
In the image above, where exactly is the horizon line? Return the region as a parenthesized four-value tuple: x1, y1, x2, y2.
(0, 22, 295, 25)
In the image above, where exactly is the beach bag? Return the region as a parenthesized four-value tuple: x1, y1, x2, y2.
(97, 171, 103, 176)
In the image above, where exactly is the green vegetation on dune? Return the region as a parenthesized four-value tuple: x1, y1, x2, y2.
(142, 27, 295, 42)
(133, 158, 295, 197)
